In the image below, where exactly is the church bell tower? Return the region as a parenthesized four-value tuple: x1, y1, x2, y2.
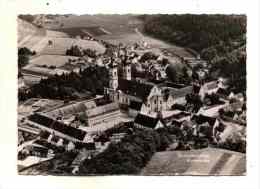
(108, 59, 118, 90)
(122, 59, 131, 81)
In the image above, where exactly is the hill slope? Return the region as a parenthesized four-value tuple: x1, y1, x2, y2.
(18, 18, 46, 43)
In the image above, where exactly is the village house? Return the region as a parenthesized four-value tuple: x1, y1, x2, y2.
(134, 113, 165, 130)
(190, 114, 223, 142)
(23, 143, 54, 158)
(128, 101, 143, 117)
(198, 78, 227, 100)
(162, 110, 191, 126)
(164, 85, 193, 106)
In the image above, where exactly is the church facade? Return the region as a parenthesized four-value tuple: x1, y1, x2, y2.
(104, 57, 173, 117)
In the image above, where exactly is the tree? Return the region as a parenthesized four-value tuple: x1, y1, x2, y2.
(83, 48, 97, 58)
(201, 47, 218, 61)
(18, 14, 35, 23)
(18, 55, 29, 68)
(18, 47, 35, 68)
(140, 52, 158, 62)
(66, 45, 82, 57)
(165, 64, 177, 82)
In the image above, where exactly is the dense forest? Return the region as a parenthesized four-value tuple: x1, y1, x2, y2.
(140, 14, 246, 53)
(140, 14, 247, 90)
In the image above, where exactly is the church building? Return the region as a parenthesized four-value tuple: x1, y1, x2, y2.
(104, 57, 166, 116)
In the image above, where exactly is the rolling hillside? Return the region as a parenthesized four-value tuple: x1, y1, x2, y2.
(18, 18, 49, 52)
(18, 18, 46, 43)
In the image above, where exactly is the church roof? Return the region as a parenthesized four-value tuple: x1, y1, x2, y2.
(46, 100, 96, 118)
(28, 113, 87, 141)
(169, 86, 193, 99)
(118, 79, 154, 100)
(85, 102, 119, 118)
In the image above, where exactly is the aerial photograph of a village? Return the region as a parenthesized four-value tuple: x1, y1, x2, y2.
(17, 14, 246, 175)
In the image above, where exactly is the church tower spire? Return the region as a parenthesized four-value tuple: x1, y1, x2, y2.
(108, 58, 118, 90)
(122, 57, 131, 81)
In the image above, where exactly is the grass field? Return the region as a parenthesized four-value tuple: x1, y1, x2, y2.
(29, 55, 79, 67)
(54, 26, 109, 37)
(40, 37, 106, 55)
(46, 14, 141, 35)
(18, 35, 49, 53)
(141, 148, 246, 175)
(46, 30, 69, 38)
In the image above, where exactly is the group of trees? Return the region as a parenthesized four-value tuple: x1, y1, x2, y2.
(18, 47, 36, 69)
(210, 52, 246, 92)
(218, 131, 246, 153)
(65, 45, 97, 58)
(139, 52, 158, 63)
(18, 66, 109, 101)
(79, 128, 174, 175)
(166, 65, 191, 85)
(18, 14, 35, 23)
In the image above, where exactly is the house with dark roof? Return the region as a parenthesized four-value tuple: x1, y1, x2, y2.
(216, 88, 230, 99)
(134, 113, 165, 130)
(129, 101, 143, 117)
(27, 113, 87, 142)
(199, 79, 227, 100)
(168, 86, 193, 105)
(191, 114, 220, 140)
